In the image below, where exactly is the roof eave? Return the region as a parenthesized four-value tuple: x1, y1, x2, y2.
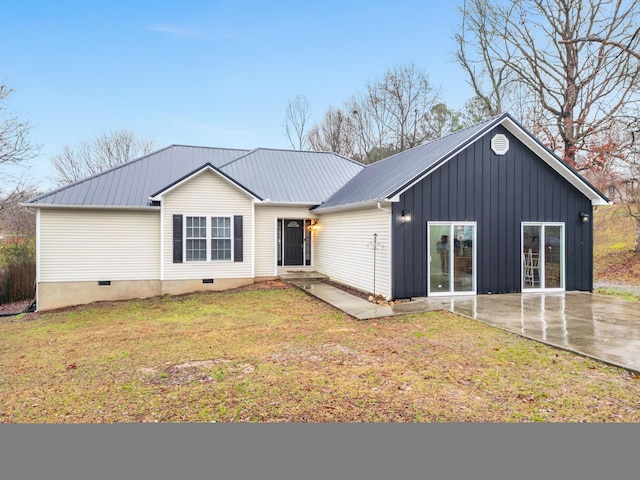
(313, 198, 395, 213)
(500, 116, 610, 206)
(20, 203, 161, 211)
(149, 163, 262, 201)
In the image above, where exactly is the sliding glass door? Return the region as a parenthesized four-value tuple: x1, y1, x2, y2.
(428, 223, 476, 295)
(522, 223, 564, 291)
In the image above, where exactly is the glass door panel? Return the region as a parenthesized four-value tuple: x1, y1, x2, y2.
(544, 225, 562, 288)
(429, 225, 451, 294)
(429, 223, 475, 295)
(522, 223, 564, 290)
(522, 225, 541, 288)
(453, 225, 474, 293)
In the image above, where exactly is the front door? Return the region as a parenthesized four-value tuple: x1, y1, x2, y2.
(283, 219, 304, 266)
(428, 222, 476, 295)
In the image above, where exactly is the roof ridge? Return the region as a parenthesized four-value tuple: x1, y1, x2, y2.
(218, 147, 365, 169)
(169, 144, 250, 152)
(218, 147, 261, 168)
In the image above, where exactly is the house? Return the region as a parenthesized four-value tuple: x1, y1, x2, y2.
(26, 113, 608, 311)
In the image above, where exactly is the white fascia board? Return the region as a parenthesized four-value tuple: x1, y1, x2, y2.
(314, 199, 396, 214)
(21, 203, 161, 212)
(257, 201, 317, 207)
(389, 117, 609, 207)
(501, 117, 610, 206)
(149, 165, 260, 202)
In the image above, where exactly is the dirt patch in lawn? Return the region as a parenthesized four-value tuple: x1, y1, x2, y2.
(232, 279, 293, 292)
(142, 359, 256, 386)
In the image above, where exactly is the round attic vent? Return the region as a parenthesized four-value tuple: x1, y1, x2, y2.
(491, 133, 509, 155)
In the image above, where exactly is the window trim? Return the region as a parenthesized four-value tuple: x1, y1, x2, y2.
(183, 215, 234, 263)
(210, 216, 232, 262)
(185, 215, 207, 262)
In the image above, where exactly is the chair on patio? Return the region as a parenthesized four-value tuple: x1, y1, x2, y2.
(523, 248, 540, 287)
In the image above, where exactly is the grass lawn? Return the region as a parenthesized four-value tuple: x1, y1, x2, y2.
(2, 282, 639, 423)
(593, 205, 640, 288)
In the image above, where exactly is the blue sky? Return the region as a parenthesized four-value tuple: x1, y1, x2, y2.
(1, 0, 473, 190)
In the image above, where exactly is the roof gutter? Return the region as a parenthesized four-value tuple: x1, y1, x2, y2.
(20, 203, 161, 212)
(314, 198, 395, 214)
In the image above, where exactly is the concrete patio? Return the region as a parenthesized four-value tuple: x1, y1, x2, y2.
(286, 276, 640, 374)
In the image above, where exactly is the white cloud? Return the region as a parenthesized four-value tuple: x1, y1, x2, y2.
(147, 24, 208, 40)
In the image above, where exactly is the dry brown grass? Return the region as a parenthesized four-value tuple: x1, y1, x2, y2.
(2, 282, 640, 423)
(594, 205, 640, 286)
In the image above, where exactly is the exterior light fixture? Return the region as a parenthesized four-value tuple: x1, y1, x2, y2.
(402, 210, 412, 222)
(579, 212, 590, 223)
(307, 220, 320, 231)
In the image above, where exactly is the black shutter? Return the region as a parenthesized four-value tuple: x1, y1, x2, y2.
(233, 215, 243, 262)
(173, 215, 183, 263)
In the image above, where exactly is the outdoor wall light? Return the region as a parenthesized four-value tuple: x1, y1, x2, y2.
(579, 211, 590, 223)
(402, 210, 412, 222)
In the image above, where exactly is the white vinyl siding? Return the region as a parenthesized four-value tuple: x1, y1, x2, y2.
(39, 209, 160, 282)
(162, 169, 253, 280)
(315, 206, 391, 299)
(254, 205, 315, 277)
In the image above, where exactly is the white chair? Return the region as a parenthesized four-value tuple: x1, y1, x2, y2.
(523, 248, 540, 287)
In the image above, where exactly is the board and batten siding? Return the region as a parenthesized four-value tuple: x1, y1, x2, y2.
(39, 208, 160, 282)
(315, 206, 391, 298)
(254, 205, 316, 277)
(392, 124, 594, 298)
(161, 169, 254, 280)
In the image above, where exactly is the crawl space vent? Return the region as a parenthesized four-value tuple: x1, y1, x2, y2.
(491, 134, 509, 155)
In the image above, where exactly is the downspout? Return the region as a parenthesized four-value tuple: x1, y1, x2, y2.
(376, 202, 393, 300)
(377, 202, 390, 214)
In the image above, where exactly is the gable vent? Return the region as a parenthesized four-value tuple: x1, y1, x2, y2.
(491, 134, 509, 155)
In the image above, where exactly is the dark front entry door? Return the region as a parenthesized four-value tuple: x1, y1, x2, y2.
(284, 219, 304, 265)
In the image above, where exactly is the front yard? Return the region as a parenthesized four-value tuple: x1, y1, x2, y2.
(2, 281, 639, 423)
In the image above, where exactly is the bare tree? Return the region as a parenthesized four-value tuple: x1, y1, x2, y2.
(367, 63, 440, 152)
(307, 63, 442, 163)
(0, 82, 38, 193)
(306, 108, 356, 158)
(422, 103, 464, 140)
(51, 129, 156, 186)
(454, 0, 511, 117)
(455, 0, 640, 170)
(561, 26, 640, 61)
(601, 126, 640, 251)
(0, 185, 37, 264)
(282, 95, 311, 150)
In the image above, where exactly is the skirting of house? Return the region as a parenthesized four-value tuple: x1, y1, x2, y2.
(37, 278, 254, 311)
(161, 278, 253, 296)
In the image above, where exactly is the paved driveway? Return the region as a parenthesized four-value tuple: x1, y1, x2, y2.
(415, 292, 640, 373)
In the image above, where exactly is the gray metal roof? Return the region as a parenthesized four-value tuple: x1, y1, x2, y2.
(28, 145, 363, 207)
(29, 145, 249, 207)
(316, 112, 608, 210)
(315, 115, 505, 211)
(220, 149, 364, 203)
